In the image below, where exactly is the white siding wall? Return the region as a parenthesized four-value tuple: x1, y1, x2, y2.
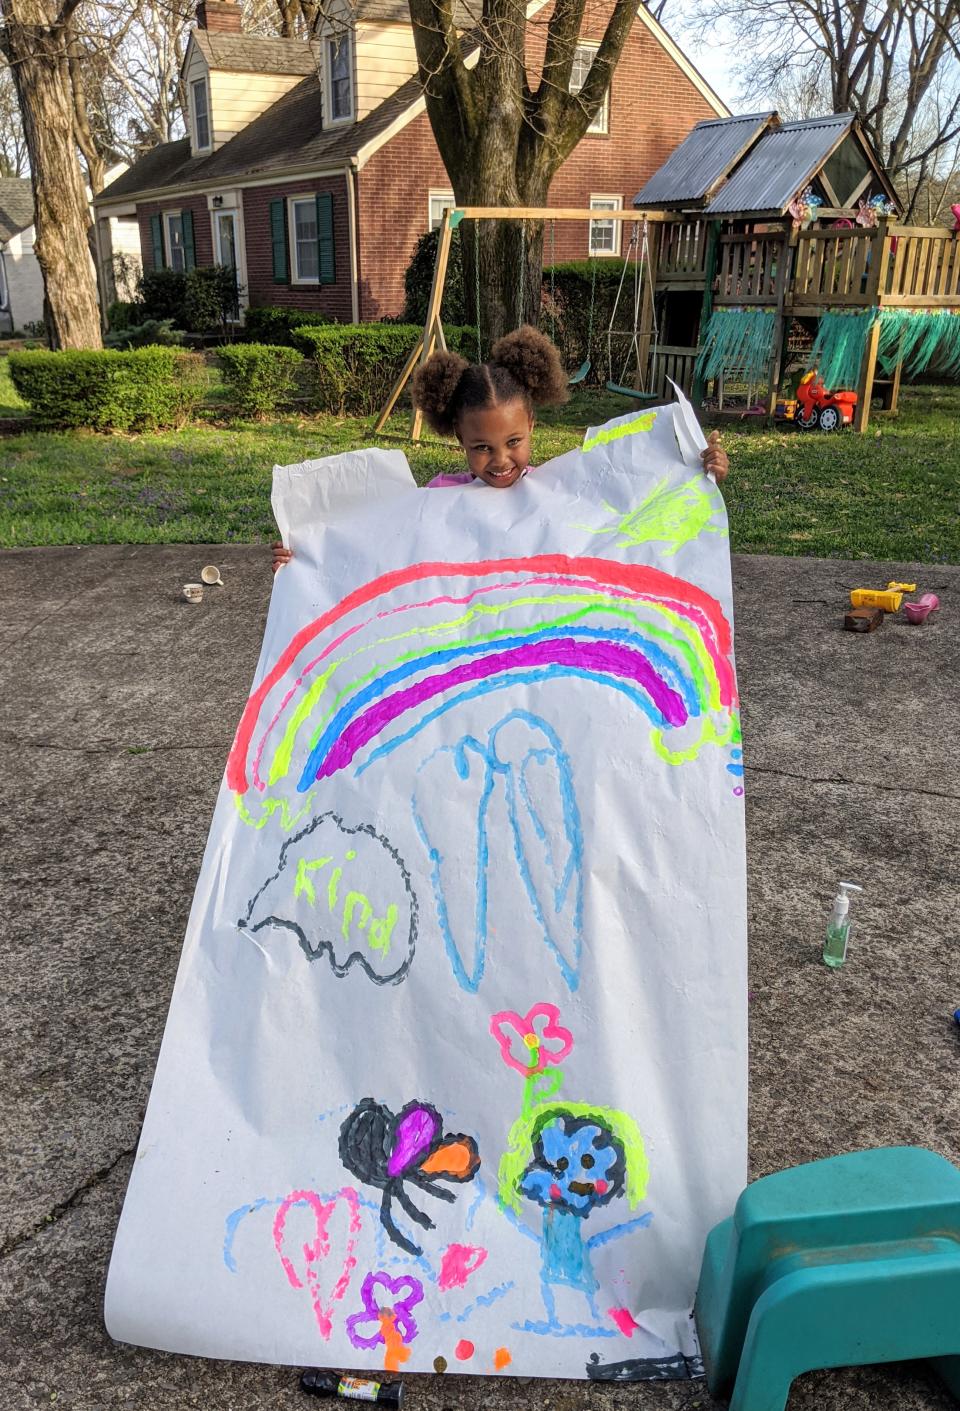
(354, 21, 419, 119)
(208, 69, 308, 145)
(2, 229, 45, 331)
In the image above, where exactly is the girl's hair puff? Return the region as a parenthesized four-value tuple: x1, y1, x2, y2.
(411, 325, 568, 437)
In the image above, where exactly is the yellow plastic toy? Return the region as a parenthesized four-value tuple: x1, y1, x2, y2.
(850, 588, 903, 612)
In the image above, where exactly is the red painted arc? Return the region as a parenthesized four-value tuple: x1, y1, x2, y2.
(227, 555, 734, 794)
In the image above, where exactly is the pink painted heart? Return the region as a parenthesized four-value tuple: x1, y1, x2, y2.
(273, 1187, 362, 1340)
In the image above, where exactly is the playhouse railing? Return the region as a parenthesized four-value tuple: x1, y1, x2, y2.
(881, 227, 960, 305)
(648, 344, 698, 397)
(715, 232, 787, 304)
(657, 220, 708, 284)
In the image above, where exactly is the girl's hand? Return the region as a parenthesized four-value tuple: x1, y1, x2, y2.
(271, 542, 293, 574)
(702, 430, 729, 484)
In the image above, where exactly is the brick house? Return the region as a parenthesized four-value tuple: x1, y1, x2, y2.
(94, 0, 728, 323)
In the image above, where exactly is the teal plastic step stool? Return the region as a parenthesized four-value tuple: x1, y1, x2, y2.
(695, 1146, 960, 1411)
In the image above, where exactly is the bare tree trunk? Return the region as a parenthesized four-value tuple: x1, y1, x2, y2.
(408, 0, 637, 338)
(1, 0, 102, 348)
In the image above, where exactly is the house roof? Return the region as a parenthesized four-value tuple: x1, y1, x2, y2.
(0, 177, 34, 242)
(634, 113, 775, 208)
(191, 29, 319, 74)
(97, 66, 430, 203)
(704, 112, 857, 215)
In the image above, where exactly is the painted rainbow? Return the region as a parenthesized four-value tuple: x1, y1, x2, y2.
(227, 555, 738, 799)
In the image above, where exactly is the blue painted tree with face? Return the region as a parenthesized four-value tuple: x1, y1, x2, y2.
(490, 1005, 652, 1339)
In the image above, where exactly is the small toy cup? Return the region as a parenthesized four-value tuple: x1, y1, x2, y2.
(904, 593, 939, 625)
(183, 583, 204, 604)
(201, 565, 224, 587)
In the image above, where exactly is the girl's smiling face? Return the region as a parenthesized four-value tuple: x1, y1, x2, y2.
(456, 398, 534, 488)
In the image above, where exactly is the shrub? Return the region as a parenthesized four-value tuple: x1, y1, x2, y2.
(9, 346, 207, 430)
(106, 300, 138, 332)
(543, 260, 646, 385)
(104, 318, 184, 350)
(291, 323, 479, 415)
(402, 227, 466, 324)
(138, 267, 189, 325)
(218, 344, 304, 417)
(244, 306, 332, 345)
(184, 265, 241, 335)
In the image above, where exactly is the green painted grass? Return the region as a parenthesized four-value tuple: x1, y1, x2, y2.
(1, 357, 957, 563)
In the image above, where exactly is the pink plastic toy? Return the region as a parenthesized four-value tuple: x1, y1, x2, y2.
(904, 593, 939, 625)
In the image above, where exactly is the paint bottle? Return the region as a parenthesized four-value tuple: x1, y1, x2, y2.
(300, 1372, 403, 1406)
(823, 882, 863, 968)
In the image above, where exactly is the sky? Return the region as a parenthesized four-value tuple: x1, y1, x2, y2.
(659, 4, 769, 113)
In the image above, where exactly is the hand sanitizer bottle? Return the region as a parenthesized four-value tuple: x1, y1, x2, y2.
(823, 882, 863, 968)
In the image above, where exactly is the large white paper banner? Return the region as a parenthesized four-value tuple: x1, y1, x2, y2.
(105, 395, 746, 1383)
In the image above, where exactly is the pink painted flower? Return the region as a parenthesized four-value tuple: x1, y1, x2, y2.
(490, 1003, 574, 1075)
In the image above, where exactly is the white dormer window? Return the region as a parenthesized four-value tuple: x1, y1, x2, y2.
(570, 44, 609, 135)
(192, 78, 211, 150)
(327, 34, 353, 122)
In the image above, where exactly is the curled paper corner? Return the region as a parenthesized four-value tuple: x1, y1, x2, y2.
(666, 379, 709, 471)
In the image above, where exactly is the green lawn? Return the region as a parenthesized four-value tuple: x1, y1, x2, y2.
(1, 353, 958, 562)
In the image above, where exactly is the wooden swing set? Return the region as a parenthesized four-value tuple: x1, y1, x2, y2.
(374, 204, 664, 440)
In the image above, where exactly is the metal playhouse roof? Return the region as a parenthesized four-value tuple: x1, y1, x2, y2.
(634, 112, 776, 209)
(703, 112, 855, 216)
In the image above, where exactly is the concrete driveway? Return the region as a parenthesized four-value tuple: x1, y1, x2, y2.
(1, 545, 958, 1411)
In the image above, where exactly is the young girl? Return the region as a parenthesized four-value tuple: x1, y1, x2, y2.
(272, 327, 727, 570)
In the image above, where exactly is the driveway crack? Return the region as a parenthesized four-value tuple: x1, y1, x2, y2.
(0, 1145, 136, 1262)
(745, 763, 960, 803)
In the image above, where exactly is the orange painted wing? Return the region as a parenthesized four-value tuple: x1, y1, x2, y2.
(418, 1136, 480, 1182)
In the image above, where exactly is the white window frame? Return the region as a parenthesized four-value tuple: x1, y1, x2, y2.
(326, 32, 354, 124)
(191, 77, 211, 151)
(288, 195, 321, 284)
(213, 208, 239, 269)
(428, 189, 455, 232)
(570, 43, 609, 135)
(589, 195, 622, 257)
(164, 210, 186, 272)
(0, 253, 7, 311)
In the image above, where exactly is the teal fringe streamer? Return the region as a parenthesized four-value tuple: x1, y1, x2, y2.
(806, 311, 877, 391)
(875, 310, 960, 379)
(808, 309, 960, 389)
(696, 309, 777, 384)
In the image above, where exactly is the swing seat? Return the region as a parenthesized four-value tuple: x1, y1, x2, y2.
(568, 359, 591, 386)
(605, 380, 657, 400)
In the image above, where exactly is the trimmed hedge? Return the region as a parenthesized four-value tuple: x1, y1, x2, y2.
(291, 323, 479, 415)
(244, 306, 332, 345)
(218, 344, 304, 417)
(9, 347, 207, 431)
(543, 261, 647, 386)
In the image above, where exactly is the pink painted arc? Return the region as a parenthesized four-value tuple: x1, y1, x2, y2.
(228, 555, 736, 794)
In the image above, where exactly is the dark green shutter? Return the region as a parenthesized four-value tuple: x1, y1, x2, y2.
(182, 209, 196, 270)
(270, 198, 289, 284)
(316, 192, 335, 285)
(150, 212, 164, 269)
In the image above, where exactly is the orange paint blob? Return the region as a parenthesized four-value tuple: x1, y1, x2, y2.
(454, 1339, 475, 1361)
(379, 1310, 411, 1374)
(493, 1347, 512, 1371)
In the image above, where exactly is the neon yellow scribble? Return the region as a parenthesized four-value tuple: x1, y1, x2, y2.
(293, 855, 332, 904)
(581, 475, 725, 557)
(582, 411, 657, 452)
(233, 789, 319, 832)
(497, 1101, 649, 1215)
(650, 709, 742, 765)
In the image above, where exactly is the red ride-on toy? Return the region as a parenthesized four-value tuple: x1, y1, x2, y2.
(795, 371, 858, 431)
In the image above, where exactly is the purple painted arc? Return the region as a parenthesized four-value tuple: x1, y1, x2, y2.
(316, 637, 688, 782)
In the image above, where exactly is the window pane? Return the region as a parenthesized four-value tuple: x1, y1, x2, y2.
(430, 194, 454, 230)
(167, 215, 185, 272)
(294, 200, 319, 279)
(193, 81, 210, 148)
(217, 213, 237, 269)
(329, 38, 352, 119)
(569, 45, 591, 93)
